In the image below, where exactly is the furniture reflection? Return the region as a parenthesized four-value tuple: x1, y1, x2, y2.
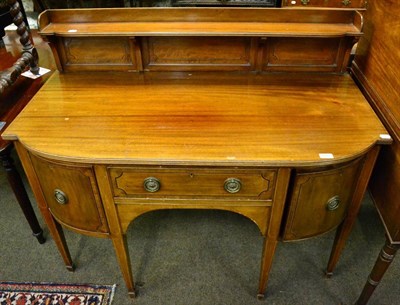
(2, 7, 390, 300)
(0, 0, 46, 244)
(350, 0, 400, 304)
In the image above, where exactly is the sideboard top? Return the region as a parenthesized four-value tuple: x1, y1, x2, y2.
(2, 71, 390, 166)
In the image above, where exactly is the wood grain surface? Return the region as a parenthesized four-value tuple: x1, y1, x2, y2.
(37, 8, 363, 37)
(2, 71, 389, 166)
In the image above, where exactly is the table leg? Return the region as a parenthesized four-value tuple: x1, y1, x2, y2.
(111, 234, 136, 298)
(354, 237, 399, 305)
(0, 144, 45, 244)
(94, 165, 136, 297)
(257, 168, 291, 299)
(257, 238, 278, 300)
(326, 147, 380, 276)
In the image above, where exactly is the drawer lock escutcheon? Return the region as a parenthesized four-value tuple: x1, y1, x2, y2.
(224, 178, 242, 194)
(326, 195, 340, 211)
(54, 189, 68, 205)
(143, 177, 161, 193)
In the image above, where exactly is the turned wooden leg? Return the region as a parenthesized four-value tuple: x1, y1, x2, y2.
(0, 145, 45, 244)
(326, 147, 380, 276)
(354, 237, 399, 305)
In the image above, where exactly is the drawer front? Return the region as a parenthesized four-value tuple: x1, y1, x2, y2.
(282, 0, 365, 7)
(109, 167, 276, 200)
(282, 159, 362, 241)
(30, 154, 109, 233)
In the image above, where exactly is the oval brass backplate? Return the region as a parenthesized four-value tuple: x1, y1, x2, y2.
(54, 189, 68, 205)
(224, 178, 242, 194)
(326, 195, 340, 211)
(143, 177, 161, 193)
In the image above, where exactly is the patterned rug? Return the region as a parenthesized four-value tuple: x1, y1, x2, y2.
(0, 282, 115, 305)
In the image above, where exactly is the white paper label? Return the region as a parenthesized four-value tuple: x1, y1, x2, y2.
(319, 153, 334, 159)
(380, 134, 392, 140)
(21, 67, 51, 80)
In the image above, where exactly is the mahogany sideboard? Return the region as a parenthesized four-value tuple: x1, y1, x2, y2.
(2, 7, 391, 299)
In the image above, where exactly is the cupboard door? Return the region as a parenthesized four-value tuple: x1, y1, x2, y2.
(282, 159, 362, 241)
(30, 154, 108, 234)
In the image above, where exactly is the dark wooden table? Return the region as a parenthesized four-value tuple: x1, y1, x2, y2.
(1, 28, 55, 243)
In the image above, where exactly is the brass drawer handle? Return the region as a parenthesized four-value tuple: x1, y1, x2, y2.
(224, 178, 242, 194)
(54, 189, 68, 205)
(143, 177, 161, 193)
(342, 0, 351, 6)
(301, 0, 310, 5)
(326, 195, 340, 211)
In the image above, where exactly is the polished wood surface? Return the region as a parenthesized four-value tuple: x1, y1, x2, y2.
(39, 20, 361, 37)
(1, 7, 391, 300)
(350, 0, 400, 303)
(3, 72, 389, 165)
(36, 8, 362, 73)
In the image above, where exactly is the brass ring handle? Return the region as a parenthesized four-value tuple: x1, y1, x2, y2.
(224, 178, 242, 194)
(54, 189, 68, 205)
(143, 177, 161, 193)
(326, 195, 340, 211)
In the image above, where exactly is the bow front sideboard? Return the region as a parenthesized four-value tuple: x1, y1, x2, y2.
(1, 7, 392, 299)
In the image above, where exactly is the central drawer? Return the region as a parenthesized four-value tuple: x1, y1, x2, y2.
(108, 167, 276, 200)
